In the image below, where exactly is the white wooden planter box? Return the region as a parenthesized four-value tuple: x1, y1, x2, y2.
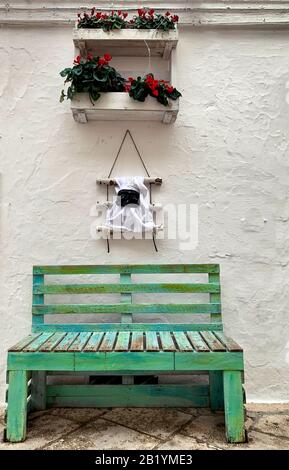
(71, 92, 179, 124)
(73, 28, 178, 59)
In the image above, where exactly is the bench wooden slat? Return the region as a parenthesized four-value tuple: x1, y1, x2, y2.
(9, 333, 42, 352)
(68, 332, 92, 352)
(39, 333, 66, 352)
(159, 332, 176, 351)
(34, 264, 220, 275)
(173, 332, 194, 351)
(187, 331, 210, 352)
(145, 332, 159, 351)
(98, 332, 117, 352)
(214, 332, 242, 352)
(114, 332, 131, 351)
(32, 303, 221, 315)
(83, 332, 104, 352)
(23, 333, 55, 352)
(130, 332, 144, 351)
(35, 283, 220, 294)
(54, 333, 79, 352)
(200, 331, 226, 351)
(33, 323, 223, 333)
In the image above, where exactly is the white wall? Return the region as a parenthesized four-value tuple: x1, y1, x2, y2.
(1, 24, 289, 403)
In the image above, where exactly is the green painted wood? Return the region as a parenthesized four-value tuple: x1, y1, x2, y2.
(214, 332, 243, 352)
(120, 273, 133, 383)
(32, 274, 44, 326)
(130, 332, 144, 351)
(46, 384, 209, 408)
(115, 332, 131, 351)
(34, 264, 220, 275)
(32, 323, 224, 333)
(38, 332, 66, 352)
(83, 332, 104, 351)
(7, 353, 74, 371)
(175, 352, 244, 371)
(32, 303, 221, 315)
(200, 331, 226, 351)
(223, 371, 245, 443)
(74, 352, 175, 371)
(173, 332, 193, 351)
(159, 332, 176, 351)
(68, 332, 92, 352)
(8, 333, 42, 352)
(54, 332, 79, 352)
(145, 332, 159, 351)
(209, 371, 224, 411)
(35, 283, 220, 294)
(6, 370, 28, 442)
(23, 333, 54, 352)
(30, 371, 46, 411)
(209, 273, 222, 322)
(186, 331, 210, 352)
(98, 332, 117, 351)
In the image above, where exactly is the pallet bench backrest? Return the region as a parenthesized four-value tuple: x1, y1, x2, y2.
(32, 264, 223, 333)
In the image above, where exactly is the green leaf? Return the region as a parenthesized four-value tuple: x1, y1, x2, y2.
(60, 68, 71, 77)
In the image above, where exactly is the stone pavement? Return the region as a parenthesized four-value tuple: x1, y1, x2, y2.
(0, 404, 288, 450)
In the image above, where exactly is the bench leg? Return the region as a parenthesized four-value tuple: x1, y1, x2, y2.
(209, 371, 224, 411)
(223, 370, 245, 443)
(31, 371, 46, 411)
(6, 370, 28, 442)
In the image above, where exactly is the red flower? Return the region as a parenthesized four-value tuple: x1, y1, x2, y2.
(124, 83, 131, 92)
(103, 53, 112, 62)
(138, 8, 144, 16)
(98, 57, 106, 66)
(111, 10, 114, 15)
(87, 53, 93, 61)
(165, 11, 171, 17)
(152, 89, 159, 97)
(77, 13, 81, 17)
(102, 13, 108, 19)
(96, 12, 102, 19)
(118, 10, 122, 16)
(123, 12, 128, 18)
(172, 15, 179, 22)
(149, 9, 154, 16)
(166, 86, 174, 93)
(74, 55, 81, 64)
(91, 7, 95, 15)
(128, 77, 134, 82)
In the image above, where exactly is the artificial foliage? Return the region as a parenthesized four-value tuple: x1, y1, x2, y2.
(60, 54, 125, 103)
(127, 74, 181, 106)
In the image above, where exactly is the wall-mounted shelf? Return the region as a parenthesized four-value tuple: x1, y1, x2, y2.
(71, 93, 179, 124)
(73, 28, 178, 59)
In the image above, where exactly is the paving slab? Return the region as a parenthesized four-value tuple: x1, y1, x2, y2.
(102, 407, 192, 439)
(48, 407, 108, 424)
(43, 419, 159, 450)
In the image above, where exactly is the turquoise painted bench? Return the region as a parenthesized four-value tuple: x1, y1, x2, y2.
(5, 264, 246, 443)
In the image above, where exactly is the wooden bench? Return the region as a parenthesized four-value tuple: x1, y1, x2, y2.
(5, 264, 246, 443)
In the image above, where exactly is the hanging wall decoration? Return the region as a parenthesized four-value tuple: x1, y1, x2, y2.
(96, 130, 163, 253)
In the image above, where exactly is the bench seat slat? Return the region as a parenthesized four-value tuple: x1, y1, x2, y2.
(200, 331, 226, 351)
(68, 333, 92, 352)
(145, 332, 159, 351)
(159, 332, 176, 351)
(39, 333, 67, 352)
(23, 333, 55, 352)
(114, 332, 131, 351)
(173, 332, 194, 351)
(214, 332, 242, 352)
(83, 332, 104, 352)
(9, 333, 42, 352)
(98, 332, 117, 352)
(54, 333, 79, 352)
(187, 332, 210, 352)
(130, 332, 144, 351)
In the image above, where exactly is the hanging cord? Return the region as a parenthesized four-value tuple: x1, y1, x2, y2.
(105, 129, 158, 252)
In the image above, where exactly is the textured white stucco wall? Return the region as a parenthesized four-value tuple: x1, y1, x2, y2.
(1, 25, 289, 403)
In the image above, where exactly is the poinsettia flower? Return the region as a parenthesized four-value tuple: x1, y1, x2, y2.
(104, 53, 112, 62)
